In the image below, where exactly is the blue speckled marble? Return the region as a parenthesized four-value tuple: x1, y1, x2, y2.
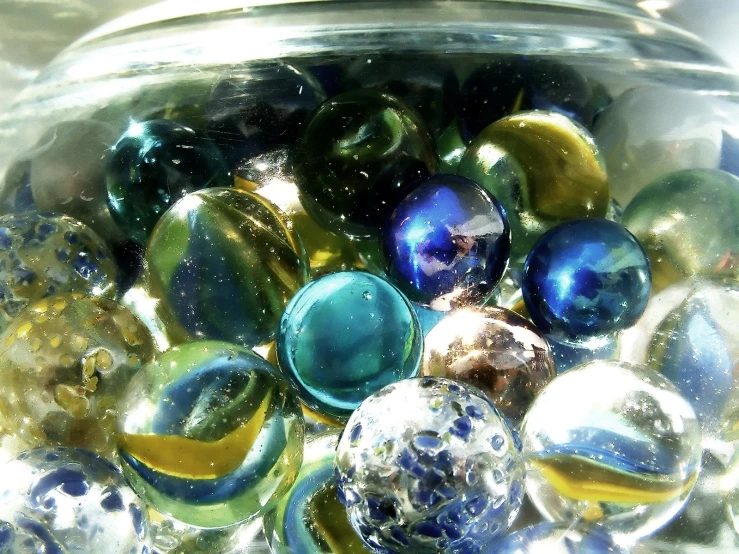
(492, 522, 627, 553)
(335, 377, 524, 554)
(522, 219, 651, 341)
(277, 271, 422, 421)
(383, 174, 510, 311)
(0, 447, 149, 554)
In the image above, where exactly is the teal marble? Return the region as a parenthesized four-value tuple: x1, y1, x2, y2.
(276, 271, 423, 421)
(105, 119, 232, 244)
(144, 187, 309, 349)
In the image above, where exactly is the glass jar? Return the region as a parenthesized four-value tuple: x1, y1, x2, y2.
(0, 1, 737, 553)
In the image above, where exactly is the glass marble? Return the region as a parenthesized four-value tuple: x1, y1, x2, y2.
(29, 120, 126, 244)
(457, 57, 595, 141)
(117, 340, 305, 528)
(522, 219, 651, 342)
(0, 293, 155, 456)
(618, 277, 739, 440)
(264, 431, 370, 554)
(0, 212, 118, 332)
(521, 360, 702, 542)
(335, 377, 524, 553)
(207, 63, 326, 169)
(437, 120, 467, 174)
(143, 187, 308, 349)
(343, 55, 458, 138)
(0, 447, 149, 554)
(492, 522, 627, 554)
(382, 174, 510, 311)
(294, 89, 437, 237)
(593, 87, 732, 206)
(276, 271, 422, 422)
(0, 159, 34, 215)
(622, 168, 739, 291)
(105, 119, 232, 244)
(421, 306, 555, 426)
(457, 110, 610, 265)
(548, 334, 618, 375)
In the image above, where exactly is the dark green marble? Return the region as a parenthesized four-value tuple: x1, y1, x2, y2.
(105, 119, 232, 245)
(294, 90, 437, 237)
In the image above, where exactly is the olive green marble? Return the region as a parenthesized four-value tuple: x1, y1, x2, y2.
(622, 168, 739, 291)
(294, 90, 437, 237)
(144, 187, 309, 348)
(458, 110, 610, 265)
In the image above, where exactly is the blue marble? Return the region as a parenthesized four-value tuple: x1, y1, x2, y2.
(0, 447, 149, 554)
(492, 523, 627, 553)
(277, 271, 422, 421)
(383, 174, 510, 311)
(335, 377, 524, 554)
(522, 219, 651, 341)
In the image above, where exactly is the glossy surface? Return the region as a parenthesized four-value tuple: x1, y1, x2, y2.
(622, 168, 739, 291)
(105, 119, 232, 244)
(0, 159, 34, 215)
(383, 174, 510, 311)
(0, 212, 117, 333)
(344, 55, 458, 138)
(117, 340, 305, 528)
(277, 271, 422, 421)
(294, 90, 437, 237)
(148, 511, 264, 554)
(522, 361, 702, 541)
(492, 522, 627, 553)
(458, 111, 610, 264)
(457, 57, 595, 141)
(264, 431, 370, 554)
(593, 87, 731, 206)
(144, 187, 308, 348)
(0, 447, 149, 554)
(0, 293, 154, 456)
(207, 63, 326, 169)
(522, 219, 651, 341)
(618, 277, 739, 440)
(421, 306, 555, 425)
(335, 377, 524, 553)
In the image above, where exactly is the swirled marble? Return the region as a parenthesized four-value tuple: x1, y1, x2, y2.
(117, 340, 305, 528)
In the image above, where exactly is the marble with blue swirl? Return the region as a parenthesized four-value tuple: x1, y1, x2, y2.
(522, 219, 651, 342)
(117, 340, 305, 528)
(0, 447, 149, 554)
(382, 174, 510, 311)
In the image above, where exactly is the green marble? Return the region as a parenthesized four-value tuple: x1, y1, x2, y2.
(458, 110, 610, 266)
(622, 168, 739, 291)
(144, 187, 308, 348)
(436, 119, 467, 174)
(294, 90, 437, 237)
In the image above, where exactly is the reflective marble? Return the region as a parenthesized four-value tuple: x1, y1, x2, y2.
(264, 431, 369, 554)
(622, 168, 739, 291)
(522, 360, 702, 542)
(294, 90, 437, 237)
(117, 340, 305, 528)
(0, 212, 117, 333)
(457, 57, 595, 141)
(593, 87, 731, 206)
(0, 447, 149, 554)
(458, 111, 610, 265)
(492, 522, 627, 554)
(618, 277, 739, 440)
(105, 119, 232, 244)
(421, 306, 555, 425)
(207, 63, 326, 169)
(143, 187, 308, 349)
(277, 271, 422, 421)
(0, 293, 155, 456)
(336, 377, 524, 553)
(522, 219, 651, 342)
(383, 174, 510, 311)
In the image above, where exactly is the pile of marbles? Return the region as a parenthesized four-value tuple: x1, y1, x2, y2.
(0, 53, 737, 554)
